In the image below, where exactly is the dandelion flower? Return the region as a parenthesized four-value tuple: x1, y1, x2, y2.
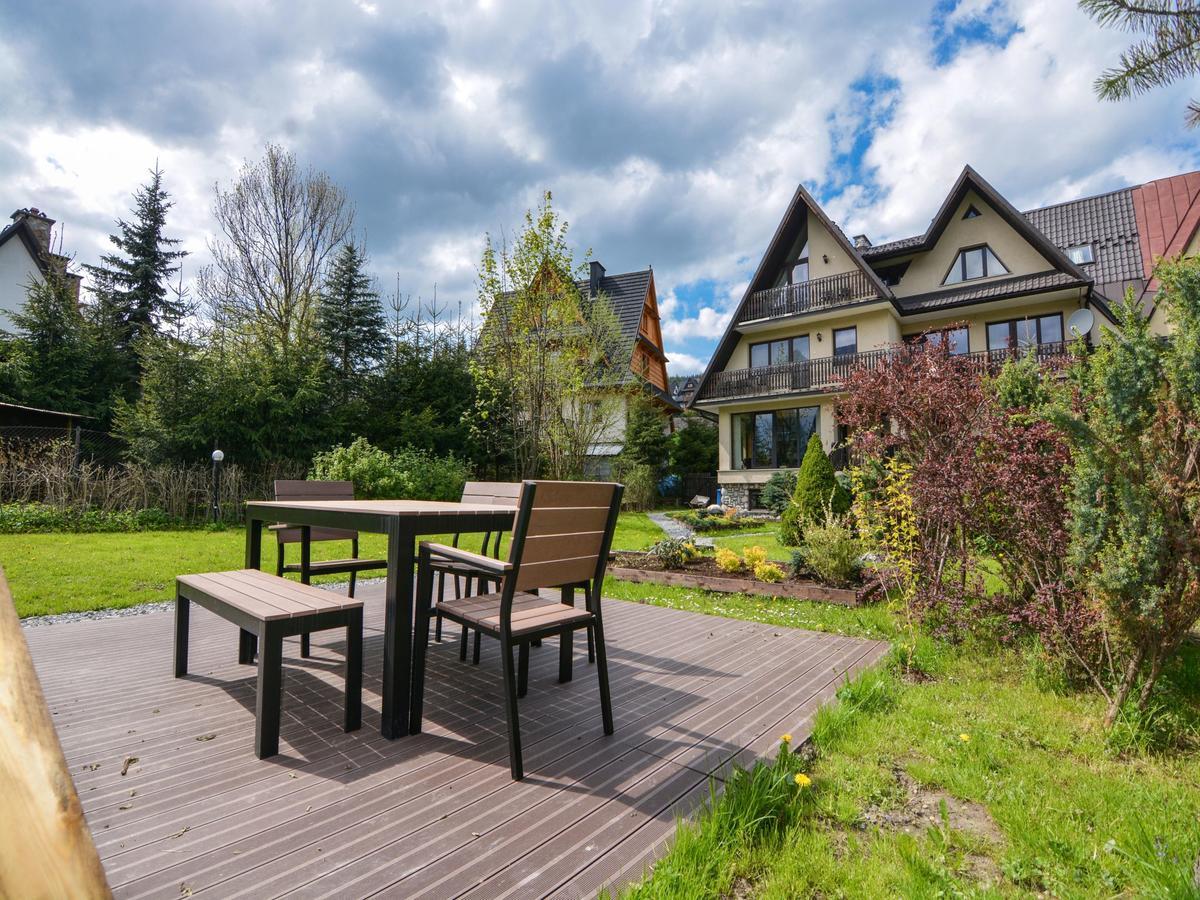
(781, 733, 793, 744)
(794, 773, 811, 788)
(959, 733, 971, 743)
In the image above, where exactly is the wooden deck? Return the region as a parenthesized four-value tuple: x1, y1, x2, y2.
(24, 585, 887, 898)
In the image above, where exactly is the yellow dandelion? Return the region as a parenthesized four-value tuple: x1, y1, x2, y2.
(794, 773, 811, 788)
(780, 733, 793, 744)
(959, 733, 971, 743)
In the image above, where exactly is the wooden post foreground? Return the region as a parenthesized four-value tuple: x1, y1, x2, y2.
(0, 566, 111, 898)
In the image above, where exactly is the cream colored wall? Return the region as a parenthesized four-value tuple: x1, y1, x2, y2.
(807, 211, 857, 280)
(898, 294, 1084, 352)
(716, 395, 839, 480)
(895, 190, 1054, 296)
(0, 238, 42, 328)
(726, 306, 899, 369)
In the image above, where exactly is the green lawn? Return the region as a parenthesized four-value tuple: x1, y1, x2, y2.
(3, 511, 665, 618)
(605, 581, 1200, 898)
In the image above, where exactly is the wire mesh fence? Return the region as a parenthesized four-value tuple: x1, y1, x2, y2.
(0, 427, 305, 525)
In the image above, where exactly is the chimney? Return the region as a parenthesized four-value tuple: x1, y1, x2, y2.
(10, 208, 55, 254)
(852, 234, 871, 250)
(589, 260, 606, 298)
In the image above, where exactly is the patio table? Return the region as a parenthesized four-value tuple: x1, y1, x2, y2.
(244, 499, 516, 739)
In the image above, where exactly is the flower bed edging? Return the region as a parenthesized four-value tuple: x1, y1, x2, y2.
(609, 566, 860, 607)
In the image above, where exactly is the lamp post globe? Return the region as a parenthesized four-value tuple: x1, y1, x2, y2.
(212, 449, 225, 463)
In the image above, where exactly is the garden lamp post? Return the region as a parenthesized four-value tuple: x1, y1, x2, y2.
(211, 449, 224, 524)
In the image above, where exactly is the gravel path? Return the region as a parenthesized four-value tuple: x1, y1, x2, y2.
(647, 511, 714, 547)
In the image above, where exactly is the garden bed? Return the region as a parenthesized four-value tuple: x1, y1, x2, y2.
(611, 551, 860, 606)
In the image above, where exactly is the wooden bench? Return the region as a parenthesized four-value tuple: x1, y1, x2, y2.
(174, 569, 363, 759)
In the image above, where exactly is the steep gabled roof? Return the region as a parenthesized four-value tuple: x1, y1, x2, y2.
(690, 182, 895, 406)
(0, 217, 51, 275)
(862, 166, 1093, 287)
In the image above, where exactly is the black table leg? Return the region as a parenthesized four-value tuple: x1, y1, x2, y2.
(559, 584, 574, 684)
(245, 515, 263, 570)
(382, 520, 415, 739)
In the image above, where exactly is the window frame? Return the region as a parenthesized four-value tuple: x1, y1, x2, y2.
(749, 334, 810, 368)
(832, 326, 858, 357)
(985, 312, 1065, 352)
(941, 243, 1009, 285)
(787, 238, 811, 285)
(907, 325, 970, 356)
(1066, 243, 1094, 265)
(732, 405, 821, 470)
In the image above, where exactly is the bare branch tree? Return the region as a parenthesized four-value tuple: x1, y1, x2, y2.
(203, 144, 354, 357)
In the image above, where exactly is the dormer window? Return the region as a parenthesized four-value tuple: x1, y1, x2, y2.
(943, 245, 1008, 285)
(1066, 244, 1094, 264)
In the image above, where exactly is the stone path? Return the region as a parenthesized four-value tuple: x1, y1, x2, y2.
(647, 512, 714, 547)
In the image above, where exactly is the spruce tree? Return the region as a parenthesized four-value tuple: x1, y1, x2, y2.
(316, 242, 388, 402)
(621, 393, 670, 470)
(781, 433, 850, 545)
(9, 271, 96, 414)
(84, 165, 188, 342)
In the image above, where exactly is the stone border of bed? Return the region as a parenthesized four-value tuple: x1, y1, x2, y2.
(609, 564, 861, 607)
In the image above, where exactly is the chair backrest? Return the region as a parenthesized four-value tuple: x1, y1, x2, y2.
(506, 481, 623, 594)
(272, 480, 358, 544)
(455, 481, 523, 556)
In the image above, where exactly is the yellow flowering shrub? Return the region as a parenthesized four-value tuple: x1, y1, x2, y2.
(714, 547, 743, 573)
(742, 545, 769, 568)
(754, 561, 786, 583)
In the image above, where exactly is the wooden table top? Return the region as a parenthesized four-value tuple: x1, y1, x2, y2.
(246, 499, 518, 517)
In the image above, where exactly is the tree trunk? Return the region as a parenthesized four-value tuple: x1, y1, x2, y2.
(1104, 640, 1146, 727)
(1135, 645, 1165, 713)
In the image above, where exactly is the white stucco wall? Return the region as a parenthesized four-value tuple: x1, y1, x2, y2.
(0, 238, 42, 329)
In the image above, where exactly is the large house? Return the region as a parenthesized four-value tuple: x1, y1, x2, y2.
(688, 165, 1200, 510)
(0, 207, 81, 327)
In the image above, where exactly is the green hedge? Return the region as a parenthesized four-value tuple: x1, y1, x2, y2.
(0, 503, 182, 533)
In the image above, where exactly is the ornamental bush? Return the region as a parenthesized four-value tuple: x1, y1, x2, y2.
(311, 437, 469, 501)
(759, 471, 797, 515)
(753, 560, 786, 583)
(780, 435, 850, 545)
(798, 511, 864, 587)
(714, 547, 743, 573)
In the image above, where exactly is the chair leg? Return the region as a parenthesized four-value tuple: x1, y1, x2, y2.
(348, 570, 357, 599)
(435, 571, 445, 642)
(299, 527, 311, 658)
(411, 563, 434, 735)
(300, 633, 311, 658)
(591, 619, 614, 736)
(459, 626, 469, 661)
(500, 641, 524, 780)
(588, 626, 595, 664)
(255, 626, 284, 759)
(275, 545, 285, 577)
(518, 641, 530, 698)
(174, 591, 189, 677)
(559, 584, 575, 683)
(345, 610, 362, 732)
(473, 630, 482, 664)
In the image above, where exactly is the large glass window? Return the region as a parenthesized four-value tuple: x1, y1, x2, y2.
(987, 313, 1065, 351)
(732, 406, 820, 469)
(943, 245, 1008, 285)
(833, 326, 857, 357)
(919, 326, 969, 355)
(789, 240, 810, 285)
(749, 335, 810, 368)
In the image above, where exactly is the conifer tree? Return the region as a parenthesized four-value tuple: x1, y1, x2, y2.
(316, 241, 388, 402)
(9, 271, 96, 414)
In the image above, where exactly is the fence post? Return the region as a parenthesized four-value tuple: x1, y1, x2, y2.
(211, 449, 224, 523)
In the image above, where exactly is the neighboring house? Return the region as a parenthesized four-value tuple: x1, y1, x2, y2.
(576, 261, 680, 476)
(689, 164, 1198, 510)
(0, 207, 81, 328)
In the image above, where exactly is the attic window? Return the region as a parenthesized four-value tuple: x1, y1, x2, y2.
(943, 245, 1008, 285)
(963, 205, 982, 219)
(1066, 244, 1094, 264)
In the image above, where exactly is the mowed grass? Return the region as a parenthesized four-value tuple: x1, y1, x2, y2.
(619, 625, 1200, 899)
(3, 511, 665, 617)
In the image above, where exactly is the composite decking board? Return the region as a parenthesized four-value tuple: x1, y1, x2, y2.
(24, 586, 883, 899)
(96, 607, 739, 868)
(276, 630, 838, 898)
(145, 619, 798, 897)
(100, 602, 768, 892)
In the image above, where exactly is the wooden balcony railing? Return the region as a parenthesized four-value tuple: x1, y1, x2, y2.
(736, 270, 881, 325)
(696, 341, 1076, 402)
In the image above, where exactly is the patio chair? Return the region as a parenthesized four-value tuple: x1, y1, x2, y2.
(426, 481, 523, 660)
(273, 480, 386, 658)
(411, 480, 624, 780)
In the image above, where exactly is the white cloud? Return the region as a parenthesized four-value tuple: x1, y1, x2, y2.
(665, 350, 709, 376)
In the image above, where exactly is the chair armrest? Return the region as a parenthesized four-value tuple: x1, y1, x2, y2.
(419, 542, 511, 576)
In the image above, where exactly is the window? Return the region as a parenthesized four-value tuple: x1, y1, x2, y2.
(749, 335, 810, 368)
(789, 240, 810, 285)
(986, 313, 1065, 351)
(732, 406, 820, 469)
(833, 326, 857, 357)
(912, 326, 969, 355)
(943, 245, 1008, 285)
(963, 205, 982, 219)
(1066, 244, 1094, 264)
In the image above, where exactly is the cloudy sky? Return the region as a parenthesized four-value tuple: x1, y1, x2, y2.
(3, 0, 1198, 375)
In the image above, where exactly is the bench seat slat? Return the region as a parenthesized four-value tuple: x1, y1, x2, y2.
(177, 570, 363, 621)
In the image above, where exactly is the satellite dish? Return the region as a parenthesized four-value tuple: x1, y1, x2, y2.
(1067, 308, 1094, 338)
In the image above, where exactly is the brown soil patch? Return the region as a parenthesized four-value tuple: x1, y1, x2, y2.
(862, 769, 1002, 844)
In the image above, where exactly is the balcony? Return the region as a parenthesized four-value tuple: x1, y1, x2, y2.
(736, 270, 882, 327)
(696, 342, 1076, 403)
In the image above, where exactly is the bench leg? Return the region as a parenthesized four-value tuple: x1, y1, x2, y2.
(345, 610, 363, 732)
(255, 626, 283, 759)
(459, 626, 468, 661)
(174, 591, 189, 677)
(238, 629, 257, 664)
(300, 633, 311, 658)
